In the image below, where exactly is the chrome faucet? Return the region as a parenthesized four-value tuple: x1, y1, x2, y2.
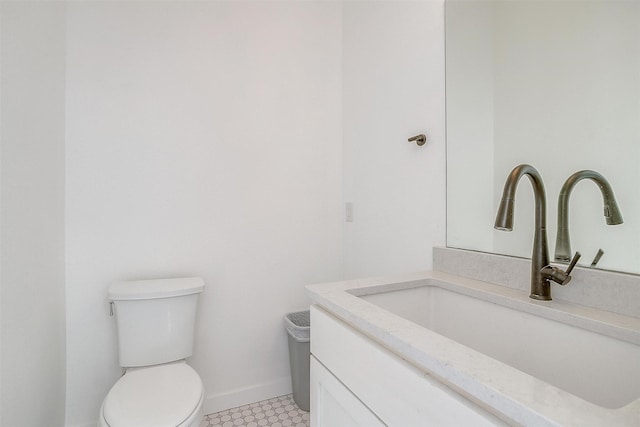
(494, 164, 581, 300)
(555, 170, 623, 263)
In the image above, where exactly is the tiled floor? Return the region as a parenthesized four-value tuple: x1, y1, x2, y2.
(202, 394, 310, 427)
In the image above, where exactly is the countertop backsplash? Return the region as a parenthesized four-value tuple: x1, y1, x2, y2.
(434, 247, 640, 319)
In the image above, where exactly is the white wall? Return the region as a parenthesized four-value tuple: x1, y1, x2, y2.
(64, 2, 343, 425)
(0, 2, 448, 426)
(342, 1, 446, 278)
(0, 2, 67, 426)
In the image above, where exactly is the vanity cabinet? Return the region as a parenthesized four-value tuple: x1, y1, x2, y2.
(310, 305, 506, 427)
(311, 357, 385, 426)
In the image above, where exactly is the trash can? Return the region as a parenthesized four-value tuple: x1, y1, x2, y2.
(284, 310, 310, 411)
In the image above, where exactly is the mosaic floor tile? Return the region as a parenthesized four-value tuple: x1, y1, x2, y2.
(202, 394, 310, 427)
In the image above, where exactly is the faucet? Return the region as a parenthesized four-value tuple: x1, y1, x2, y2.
(555, 170, 623, 263)
(494, 164, 581, 300)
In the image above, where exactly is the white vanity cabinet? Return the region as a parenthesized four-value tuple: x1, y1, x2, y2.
(310, 357, 385, 426)
(310, 305, 506, 427)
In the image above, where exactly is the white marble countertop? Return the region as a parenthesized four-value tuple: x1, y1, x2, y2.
(306, 270, 640, 426)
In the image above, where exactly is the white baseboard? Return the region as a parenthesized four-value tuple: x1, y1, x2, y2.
(202, 376, 293, 415)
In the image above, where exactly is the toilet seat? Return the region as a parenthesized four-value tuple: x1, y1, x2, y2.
(102, 362, 204, 427)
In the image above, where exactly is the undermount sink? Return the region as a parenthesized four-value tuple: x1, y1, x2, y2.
(307, 269, 640, 426)
(360, 283, 640, 409)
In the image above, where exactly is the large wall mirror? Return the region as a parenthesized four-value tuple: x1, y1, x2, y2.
(446, 0, 640, 274)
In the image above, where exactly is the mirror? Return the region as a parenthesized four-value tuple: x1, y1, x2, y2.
(446, 0, 640, 274)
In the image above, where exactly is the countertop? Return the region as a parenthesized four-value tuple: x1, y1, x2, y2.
(307, 270, 640, 426)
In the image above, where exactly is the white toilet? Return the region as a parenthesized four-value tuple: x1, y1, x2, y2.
(99, 277, 206, 427)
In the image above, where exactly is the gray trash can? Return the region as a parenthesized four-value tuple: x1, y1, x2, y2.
(284, 310, 310, 412)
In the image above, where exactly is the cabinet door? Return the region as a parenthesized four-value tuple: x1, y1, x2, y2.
(311, 356, 386, 427)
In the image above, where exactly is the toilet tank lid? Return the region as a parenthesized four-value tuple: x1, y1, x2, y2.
(109, 277, 205, 301)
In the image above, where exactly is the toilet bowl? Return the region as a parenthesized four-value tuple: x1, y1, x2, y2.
(100, 278, 206, 427)
(99, 362, 204, 427)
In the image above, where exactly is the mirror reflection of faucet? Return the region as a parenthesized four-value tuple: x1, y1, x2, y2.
(494, 164, 581, 301)
(554, 170, 623, 263)
(590, 248, 605, 268)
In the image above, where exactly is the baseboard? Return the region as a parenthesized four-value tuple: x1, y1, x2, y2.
(202, 376, 293, 415)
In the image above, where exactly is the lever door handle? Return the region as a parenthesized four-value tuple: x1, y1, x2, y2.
(408, 134, 427, 146)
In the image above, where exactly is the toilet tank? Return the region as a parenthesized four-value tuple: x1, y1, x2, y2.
(109, 277, 205, 368)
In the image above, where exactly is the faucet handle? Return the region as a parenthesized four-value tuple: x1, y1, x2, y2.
(542, 251, 581, 286)
(565, 251, 581, 276)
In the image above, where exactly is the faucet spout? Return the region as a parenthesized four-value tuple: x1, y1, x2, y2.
(555, 170, 623, 262)
(494, 164, 552, 300)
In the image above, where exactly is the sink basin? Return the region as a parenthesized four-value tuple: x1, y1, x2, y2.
(307, 270, 640, 426)
(361, 284, 640, 409)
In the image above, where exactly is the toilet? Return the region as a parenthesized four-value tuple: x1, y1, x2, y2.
(99, 277, 205, 427)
